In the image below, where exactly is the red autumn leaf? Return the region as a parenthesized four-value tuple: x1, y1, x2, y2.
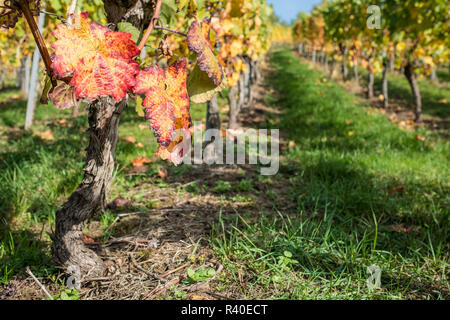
(157, 167, 168, 179)
(414, 135, 426, 141)
(48, 82, 77, 109)
(0, 0, 40, 29)
(187, 18, 224, 86)
(83, 234, 95, 244)
(130, 156, 153, 167)
(389, 185, 405, 195)
(134, 59, 191, 150)
(51, 12, 140, 102)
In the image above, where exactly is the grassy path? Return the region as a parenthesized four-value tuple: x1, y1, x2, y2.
(253, 49, 449, 298)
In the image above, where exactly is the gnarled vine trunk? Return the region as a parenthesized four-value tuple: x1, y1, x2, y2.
(54, 98, 125, 276)
(228, 85, 239, 129)
(206, 94, 220, 131)
(382, 60, 389, 108)
(404, 62, 422, 122)
(368, 70, 374, 99)
(53, 0, 155, 276)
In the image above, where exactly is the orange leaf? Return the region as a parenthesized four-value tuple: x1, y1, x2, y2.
(123, 136, 136, 144)
(83, 234, 95, 244)
(414, 135, 426, 141)
(187, 18, 224, 86)
(130, 156, 152, 167)
(34, 129, 54, 141)
(134, 60, 191, 152)
(51, 12, 140, 102)
(157, 168, 168, 179)
(389, 185, 405, 195)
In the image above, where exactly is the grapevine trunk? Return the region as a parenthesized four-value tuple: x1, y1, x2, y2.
(53, 98, 126, 276)
(404, 62, 422, 122)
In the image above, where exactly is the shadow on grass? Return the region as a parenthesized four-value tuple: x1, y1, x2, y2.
(259, 50, 449, 297)
(356, 69, 450, 119)
(0, 227, 56, 285)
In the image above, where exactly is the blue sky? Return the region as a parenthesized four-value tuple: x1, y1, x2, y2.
(267, 0, 322, 23)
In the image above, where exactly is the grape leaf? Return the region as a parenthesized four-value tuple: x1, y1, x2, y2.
(117, 22, 140, 43)
(187, 18, 224, 86)
(51, 12, 140, 102)
(0, 0, 40, 29)
(135, 95, 145, 117)
(49, 81, 77, 109)
(188, 63, 227, 103)
(134, 59, 191, 149)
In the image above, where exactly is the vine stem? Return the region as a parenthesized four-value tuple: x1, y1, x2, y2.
(18, 0, 57, 87)
(137, 0, 163, 51)
(154, 25, 187, 37)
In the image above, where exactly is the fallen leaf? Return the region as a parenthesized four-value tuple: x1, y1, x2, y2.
(348, 131, 354, 136)
(414, 135, 426, 141)
(83, 234, 95, 244)
(378, 94, 384, 101)
(123, 136, 136, 144)
(138, 124, 147, 130)
(130, 156, 153, 167)
(439, 99, 447, 104)
(34, 129, 54, 141)
(190, 295, 209, 300)
(288, 140, 296, 148)
(157, 168, 168, 179)
(390, 223, 418, 233)
(136, 142, 144, 148)
(389, 185, 405, 195)
(106, 197, 129, 209)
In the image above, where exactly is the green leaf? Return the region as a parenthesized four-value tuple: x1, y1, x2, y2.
(135, 95, 145, 117)
(117, 22, 141, 43)
(187, 64, 227, 103)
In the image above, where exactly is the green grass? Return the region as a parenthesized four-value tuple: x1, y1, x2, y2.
(209, 50, 449, 299)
